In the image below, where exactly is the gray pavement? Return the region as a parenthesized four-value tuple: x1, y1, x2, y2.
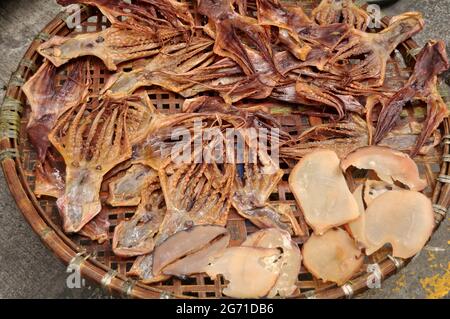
(0, 0, 448, 299)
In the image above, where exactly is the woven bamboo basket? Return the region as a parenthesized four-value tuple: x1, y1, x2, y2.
(1, 1, 449, 299)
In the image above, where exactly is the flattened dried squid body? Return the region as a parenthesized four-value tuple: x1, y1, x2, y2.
(205, 246, 283, 298)
(302, 228, 364, 285)
(243, 228, 301, 298)
(341, 146, 427, 191)
(289, 149, 360, 235)
(112, 185, 166, 257)
(101, 39, 214, 99)
(128, 254, 170, 284)
(330, 12, 424, 87)
(49, 102, 132, 233)
(363, 190, 434, 258)
(79, 209, 110, 244)
(38, 27, 170, 70)
(23, 60, 90, 162)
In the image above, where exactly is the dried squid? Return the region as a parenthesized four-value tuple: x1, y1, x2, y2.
(312, 0, 369, 31)
(22, 60, 90, 161)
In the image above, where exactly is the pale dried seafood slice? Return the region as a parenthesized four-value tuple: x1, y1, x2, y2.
(162, 232, 230, 277)
(243, 228, 301, 297)
(152, 225, 229, 276)
(112, 184, 166, 257)
(341, 146, 427, 191)
(128, 254, 170, 284)
(205, 246, 283, 298)
(302, 228, 364, 285)
(289, 149, 360, 235)
(363, 190, 434, 258)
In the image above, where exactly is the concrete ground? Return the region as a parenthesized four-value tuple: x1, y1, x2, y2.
(0, 0, 448, 299)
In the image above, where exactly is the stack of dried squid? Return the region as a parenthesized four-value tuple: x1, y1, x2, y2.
(22, 0, 448, 298)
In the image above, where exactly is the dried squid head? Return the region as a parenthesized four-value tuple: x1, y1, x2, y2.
(49, 101, 132, 233)
(313, 0, 369, 31)
(231, 133, 304, 236)
(329, 12, 424, 87)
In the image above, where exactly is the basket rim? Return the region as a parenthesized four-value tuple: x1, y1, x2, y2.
(0, 4, 449, 299)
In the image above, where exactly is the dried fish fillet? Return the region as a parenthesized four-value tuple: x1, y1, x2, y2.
(205, 246, 283, 298)
(289, 149, 360, 235)
(302, 228, 363, 285)
(23, 60, 90, 161)
(363, 190, 434, 258)
(112, 184, 165, 257)
(341, 146, 427, 191)
(243, 228, 301, 297)
(49, 101, 131, 233)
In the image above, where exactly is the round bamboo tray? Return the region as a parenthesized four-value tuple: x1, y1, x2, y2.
(1, 1, 449, 299)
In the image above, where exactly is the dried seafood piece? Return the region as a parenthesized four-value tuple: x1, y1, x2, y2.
(302, 228, 363, 285)
(341, 146, 427, 191)
(107, 164, 158, 207)
(329, 12, 424, 87)
(34, 151, 65, 198)
(156, 162, 235, 243)
(128, 254, 170, 284)
(57, 0, 194, 35)
(256, 0, 312, 60)
(198, 0, 277, 76)
(289, 149, 360, 235)
(112, 184, 165, 257)
(363, 180, 401, 206)
(243, 228, 301, 297)
(363, 190, 434, 258)
(313, 0, 369, 31)
(101, 39, 214, 99)
(49, 101, 131, 233)
(232, 149, 303, 236)
(347, 185, 366, 246)
(373, 41, 449, 152)
(79, 209, 110, 244)
(162, 232, 230, 277)
(38, 27, 176, 71)
(205, 246, 283, 298)
(152, 225, 229, 275)
(22, 60, 90, 161)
